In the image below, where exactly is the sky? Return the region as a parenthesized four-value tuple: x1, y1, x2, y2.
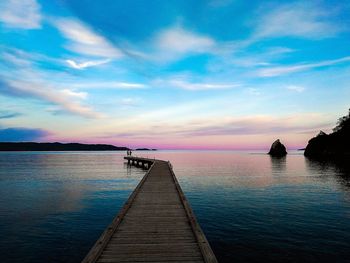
(0, 0, 349, 150)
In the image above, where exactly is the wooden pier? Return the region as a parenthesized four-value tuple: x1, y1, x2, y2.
(82, 156, 217, 263)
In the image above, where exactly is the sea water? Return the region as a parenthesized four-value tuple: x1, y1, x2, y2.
(0, 151, 349, 263)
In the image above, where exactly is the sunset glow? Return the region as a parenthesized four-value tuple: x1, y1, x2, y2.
(1, 0, 349, 149)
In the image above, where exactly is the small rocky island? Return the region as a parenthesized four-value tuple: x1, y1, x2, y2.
(304, 109, 350, 158)
(135, 148, 157, 151)
(268, 139, 287, 157)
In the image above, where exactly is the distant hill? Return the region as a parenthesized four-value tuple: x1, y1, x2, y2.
(304, 109, 350, 158)
(0, 142, 129, 151)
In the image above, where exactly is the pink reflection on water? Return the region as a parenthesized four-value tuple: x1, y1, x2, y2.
(132, 151, 309, 188)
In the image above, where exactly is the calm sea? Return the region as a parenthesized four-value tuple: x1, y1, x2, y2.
(0, 151, 350, 263)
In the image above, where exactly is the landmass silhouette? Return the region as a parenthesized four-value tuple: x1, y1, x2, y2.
(0, 142, 129, 151)
(304, 109, 350, 158)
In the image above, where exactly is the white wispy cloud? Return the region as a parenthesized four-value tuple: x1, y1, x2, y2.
(217, 47, 295, 69)
(152, 75, 241, 91)
(3, 78, 102, 118)
(156, 26, 215, 53)
(286, 85, 305, 93)
(2, 47, 63, 68)
(101, 112, 333, 141)
(71, 82, 146, 89)
(120, 97, 142, 107)
(53, 18, 123, 58)
(150, 25, 215, 62)
(0, 48, 102, 118)
(65, 59, 111, 69)
(0, 110, 21, 119)
(254, 3, 341, 39)
(0, 0, 41, 29)
(257, 56, 350, 77)
(169, 79, 240, 90)
(177, 113, 333, 137)
(2, 51, 33, 67)
(61, 89, 88, 99)
(247, 88, 261, 96)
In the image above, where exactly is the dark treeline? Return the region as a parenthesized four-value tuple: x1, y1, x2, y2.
(135, 148, 157, 151)
(305, 108, 350, 158)
(0, 142, 129, 151)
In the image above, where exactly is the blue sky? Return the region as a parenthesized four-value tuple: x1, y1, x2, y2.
(0, 0, 349, 149)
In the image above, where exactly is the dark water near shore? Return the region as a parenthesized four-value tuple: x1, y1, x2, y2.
(0, 151, 350, 263)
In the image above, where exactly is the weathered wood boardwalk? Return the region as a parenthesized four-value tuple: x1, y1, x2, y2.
(82, 156, 217, 263)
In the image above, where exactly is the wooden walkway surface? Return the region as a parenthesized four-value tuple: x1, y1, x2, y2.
(82, 156, 217, 263)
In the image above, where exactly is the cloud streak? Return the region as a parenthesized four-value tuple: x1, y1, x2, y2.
(1, 79, 102, 118)
(120, 97, 142, 107)
(156, 26, 215, 54)
(286, 85, 305, 93)
(168, 79, 241, 91)
(0, 0, 42, 29)
(257, 56, 350, 77)
(70, 81, 146, 89)
(0, 48, 103, 118)
(0, 111, 21, 119)
(149, 25, 216, 62)
(101, 113, 332, 141)
(53, 18, 123, 58)
(65, 59, 111, 69)
(152, 75, 241, 91)
(254, 2, 341, 40)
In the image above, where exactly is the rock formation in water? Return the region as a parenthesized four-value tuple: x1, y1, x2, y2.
(268, 139, 287, 157)
(304, 109, 350, 158)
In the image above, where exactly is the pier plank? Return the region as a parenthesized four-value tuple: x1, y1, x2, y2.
(81, 156, 217, 263)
